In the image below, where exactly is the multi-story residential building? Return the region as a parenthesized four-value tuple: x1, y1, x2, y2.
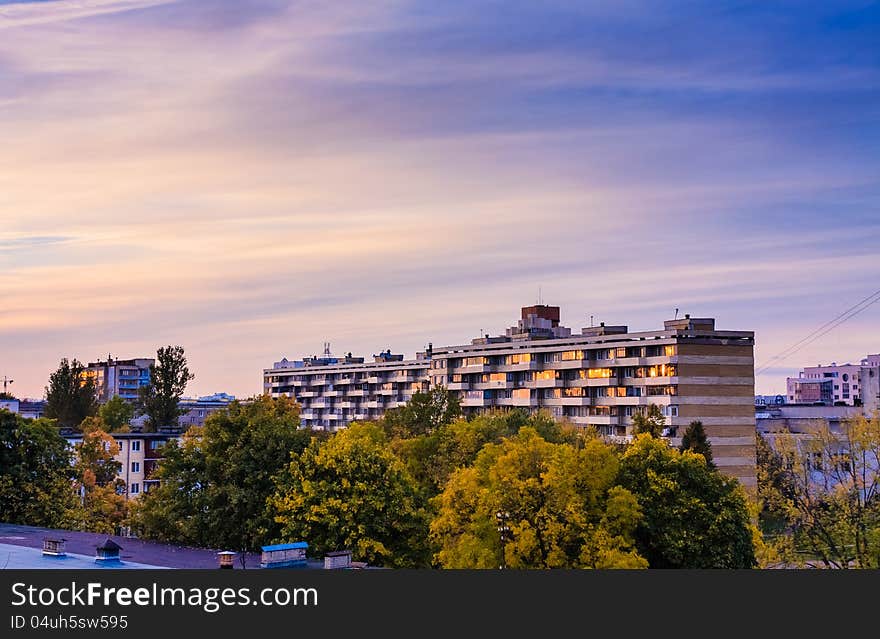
(178, 393, 236, 429)
(265, 305, 757, 487)
(65, 432, 180, 500)
(787, 354, 880, 407)
(83, 357, 154, 403)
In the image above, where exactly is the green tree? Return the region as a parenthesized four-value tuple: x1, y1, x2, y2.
(99, 395, 134, 432)
(631, 404, 666, 437)
(0, 391, 15, 401)
(44, 358, 97, 430)
(430, 428, 646, 569)
(0, 411, 79, 528)
(133, 396, 314, 560)
(392, 409, 579, 499)
(139, 346, 194, 431)
(680, 420, 713, 466)
(769, 415, 880, 569)
(270, 421, 429, 567)
(617, 434, 756, 568)
(68, 430, 128, 534)
(382, 385, 461, 438)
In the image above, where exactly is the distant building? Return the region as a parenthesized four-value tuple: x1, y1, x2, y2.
(756, 403, 861, 434)
(266, 305, 757, 487)
(83, 357, 154, 404)
(19, 399, 47, 419)
(787, 354, 880, 407)
(177, 393, 236, 428)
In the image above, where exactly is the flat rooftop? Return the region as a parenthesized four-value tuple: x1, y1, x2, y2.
(0, 523, 268, 570)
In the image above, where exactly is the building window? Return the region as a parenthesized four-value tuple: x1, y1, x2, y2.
(132, 462, 140, 473)
(131, 440, 141, 452)
(130, 483, 139, 494)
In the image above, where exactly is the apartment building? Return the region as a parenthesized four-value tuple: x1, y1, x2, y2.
(83, 357, 154, 403)
(65, 432, 180, 500)
(787, 354, 880, 407)
(178, 392, 236, 429)
(265, 305, 757, 486)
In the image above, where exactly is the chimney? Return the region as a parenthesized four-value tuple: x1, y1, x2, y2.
(217, 551, 237, 569)
(42, 538, 66, 557)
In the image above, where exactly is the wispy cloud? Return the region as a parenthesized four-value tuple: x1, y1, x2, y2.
(0, 0, 177, 29)
(1, 1, 878, 398)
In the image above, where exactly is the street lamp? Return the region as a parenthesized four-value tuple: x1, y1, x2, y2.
(495, 510, 512, 569)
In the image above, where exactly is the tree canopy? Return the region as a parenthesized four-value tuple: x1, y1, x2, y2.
(270, 421, 429, 567)
(431, 428, 646, 569)
(139, 345, 194, 431)
(0, 411, 79, 528)
(680, 420, 713, 466)
(617, 434, 756, 568)
(133, 396, 313, 558)
(44, 358, 97, 430)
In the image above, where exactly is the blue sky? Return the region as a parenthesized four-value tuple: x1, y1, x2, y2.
(1, 0, 878, 398)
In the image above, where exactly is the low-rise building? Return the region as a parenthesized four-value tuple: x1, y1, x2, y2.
(178, 392, 236, 429)
(787, 354, 880, 407)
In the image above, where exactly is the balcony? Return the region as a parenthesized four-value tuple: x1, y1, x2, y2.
(338, 401, 353, 409)
(298, 391, 316, 398)
(378, 388, 395, 396)
(349, 389, 366, 397)
(367, 376, 380, 384)
(311, 400, 328, 409)
(542, 396, 591, 407)
(455, 364, 492, 374)
(324, 390, 341, 397)
(446, 382, 468, 390)
(495, 396, 536, 408)
(472, 380, 513, 390)
(461, 397, 493, 408)
(365, 400, 382, 409)
(300, 411, 317, 420)
(535, 378, 560, 388)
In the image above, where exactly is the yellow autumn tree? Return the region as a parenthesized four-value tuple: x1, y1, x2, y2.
(430, 428, 646, 569)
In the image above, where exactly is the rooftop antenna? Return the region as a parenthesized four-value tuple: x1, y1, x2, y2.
(538, 285, 543, 305)
(674, 308, 679, 320)
(1, 376, 13, 394)
(323, 342, 331, 357)
(590, 315, 594, 328)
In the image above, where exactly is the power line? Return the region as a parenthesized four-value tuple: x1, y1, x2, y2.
(756, 287, 880, 375)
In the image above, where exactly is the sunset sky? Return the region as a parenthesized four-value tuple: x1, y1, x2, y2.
(1, 0, 878, 399)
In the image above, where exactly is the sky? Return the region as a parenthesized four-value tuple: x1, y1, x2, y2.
(1, 0, 878, 399)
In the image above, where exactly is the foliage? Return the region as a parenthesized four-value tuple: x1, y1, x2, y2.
(99, 395, 135, 432)
(631, 404, 666, 438)
(270, 421, 429, 567)
(0, 411, 79, 528)
(133, 396, 313, 556)
(680, 420, 713, 466)
(391, 409, 579, 499)
(68, 430, 128, 534)
(767, 415, 880, 569)
(617, 434, 756, 568)
(382, 385, 461, 438)
(139, 346, 194, 431)
(44, 358, 97, 430)
(430, 428, 646, 569)
(0, 392, 15, 400)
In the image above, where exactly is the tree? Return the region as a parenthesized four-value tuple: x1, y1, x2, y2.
(68, 430, 128, 534)
(617, 434, 756, 568)
(631, 404, 666, 438)
(133, 396, 314, 560)
(382, 385, 461, 438)
(680, 420, 713, 466)
(0, 411, 79, 528)
(99, 395, 134, 432)
(44, 358, 97, 430)
(430, 428, 647, 569)
(389, 409, 580, 500)
(767, 415, 880, 569)
(270, 421, 429, 568)
(0, 392, 15, 401)
(139, 346, 194, 431)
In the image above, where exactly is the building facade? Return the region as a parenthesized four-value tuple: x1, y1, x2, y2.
(178, 393, 237, 429)
(787, 354, 880, 407)
(265, 305, 757, 486)
(84, 357, 154, 403)
(65, 432, 180, 500)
